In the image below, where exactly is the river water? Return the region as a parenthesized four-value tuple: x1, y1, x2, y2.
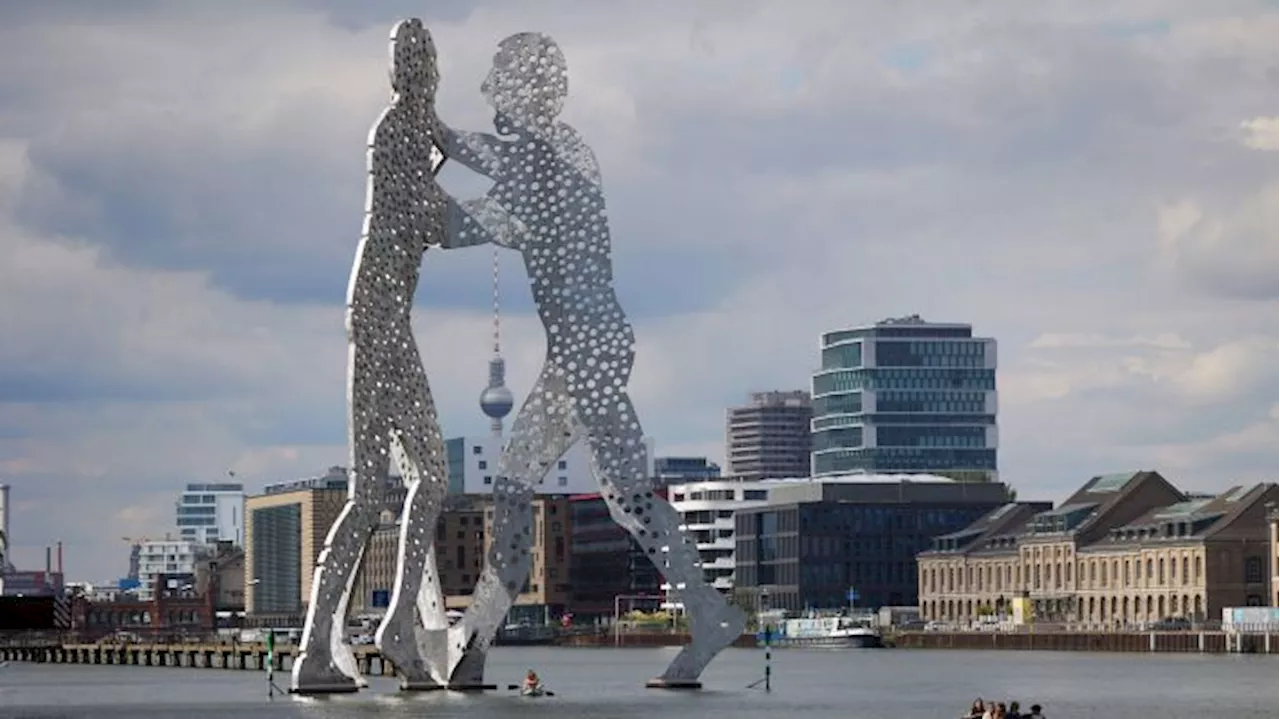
(0, 647, 1274, 718)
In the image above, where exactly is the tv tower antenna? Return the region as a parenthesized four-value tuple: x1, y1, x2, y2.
(478, 245, 514, 436)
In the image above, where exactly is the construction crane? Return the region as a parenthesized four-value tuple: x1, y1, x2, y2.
(120, 536, 150, 584)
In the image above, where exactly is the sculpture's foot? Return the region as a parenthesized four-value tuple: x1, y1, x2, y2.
(645, 678, 703, 690)
(377, 629, 442, 691)
(290, 653, 361, 695)
(444, 622, 490, 688)
(656, 593, 748, 684)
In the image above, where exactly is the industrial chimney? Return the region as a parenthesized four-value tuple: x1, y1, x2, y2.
(0, 483, 8, 571)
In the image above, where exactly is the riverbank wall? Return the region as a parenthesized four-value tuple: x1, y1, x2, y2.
(891, 630, 1278, 654)
(555, 632, 758, 648)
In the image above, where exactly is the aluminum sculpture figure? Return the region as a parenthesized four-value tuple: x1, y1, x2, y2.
(292, 18, 452, 694)
(439, 32, 747, 688)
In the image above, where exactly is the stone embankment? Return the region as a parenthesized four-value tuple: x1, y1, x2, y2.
(891, 630, 1278, 654)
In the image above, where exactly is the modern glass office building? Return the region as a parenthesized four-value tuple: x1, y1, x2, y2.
(810, 315, 998, 482)
(733, 479, 1011, 610)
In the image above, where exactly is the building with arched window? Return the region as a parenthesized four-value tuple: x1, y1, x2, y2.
(917, 471, 1277, 627)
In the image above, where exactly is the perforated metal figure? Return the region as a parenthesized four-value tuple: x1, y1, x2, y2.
(292, 18, 452, 694)
(438, 32, 747, 687)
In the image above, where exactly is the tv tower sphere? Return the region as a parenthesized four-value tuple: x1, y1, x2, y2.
(480, 355, 514, 419)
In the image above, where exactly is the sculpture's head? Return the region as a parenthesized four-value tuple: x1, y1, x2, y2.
(390, 18, 440, 98)
(481, 32, 567, 134)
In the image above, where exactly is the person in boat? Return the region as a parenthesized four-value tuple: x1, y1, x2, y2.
(964, 699, 986, 719)
(523, 669, 541, 692)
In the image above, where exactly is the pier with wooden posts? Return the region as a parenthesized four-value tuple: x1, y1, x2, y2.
(0, 638, 398, 676)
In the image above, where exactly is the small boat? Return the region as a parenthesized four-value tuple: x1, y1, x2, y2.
(520, 685, 548, 697)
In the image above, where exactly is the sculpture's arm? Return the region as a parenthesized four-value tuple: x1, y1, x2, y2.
(441, 195, 530, 250)
(438, 124, 504, 177)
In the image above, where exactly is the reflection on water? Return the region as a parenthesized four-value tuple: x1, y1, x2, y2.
(0, 646, 1275, 719)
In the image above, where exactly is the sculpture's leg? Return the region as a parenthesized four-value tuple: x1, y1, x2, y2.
(447, 368, 579, 687)
(291, 497, 379, 693)
(292, 349, 387, 694)
(589, 391, 747, 688)
(375, 347, 452, 690)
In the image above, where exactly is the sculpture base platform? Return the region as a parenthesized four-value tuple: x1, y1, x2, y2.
(288, 683, 361, 695)
(645, 679, 702, 690)
(405, 683, 498, 692)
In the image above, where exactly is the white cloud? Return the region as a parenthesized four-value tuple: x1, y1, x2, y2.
(1029, 333, 1192, 350)
(1157, 185, 1279, 300)
(1240, 116, 1279, 151)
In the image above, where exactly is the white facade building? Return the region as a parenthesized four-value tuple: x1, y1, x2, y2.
(136, 539, 199, 601)
(175, 482, 245, 546)
(446, 435, 654, 496)
(669, 479, 775, 592)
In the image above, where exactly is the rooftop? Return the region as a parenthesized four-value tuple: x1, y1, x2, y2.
(926, 501, 1052, 553)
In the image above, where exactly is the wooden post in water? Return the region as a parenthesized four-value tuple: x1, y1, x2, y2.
(266, 629, 275, 700)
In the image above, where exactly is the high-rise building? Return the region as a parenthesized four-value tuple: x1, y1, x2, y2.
(725, 391, 812, 481)
(810, 315, 998, 482)
(445, 435, 654, 495)
(653, 457, 721, 486)
(243, 468, 349, 619)
(175, 482, 245, 546)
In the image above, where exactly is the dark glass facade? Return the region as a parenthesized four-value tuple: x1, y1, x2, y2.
(445, 437, 466, 493)
(250, 504, 301, 614)
(811, 318, 998, 480)
(734, 499, 1002, 610)
(568, 493, 664, 618)
(653, 456, 722, 486)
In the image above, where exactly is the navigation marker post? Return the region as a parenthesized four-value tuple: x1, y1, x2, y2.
(266, 629, 276, 700)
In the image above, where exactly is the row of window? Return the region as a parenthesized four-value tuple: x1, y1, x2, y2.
(924, 554, 1268, 594)
(812, 448, 997, 475)
(821, 342, 863, 370)
(813, 413, 996, 431)
(821, 327, 974, 346)
(181, 494, 220, 505)
(814, 424, 988, 450)
(482, 475, 570, 487)
(878, 425, 988, 448)
(876, 341, 987, 368)
(812, 426, 863, 451)
(176, 517, 218, 527)
(813, 369, 996, 395)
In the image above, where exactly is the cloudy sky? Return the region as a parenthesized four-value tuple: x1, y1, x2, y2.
(0, 0, 1275, 579)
